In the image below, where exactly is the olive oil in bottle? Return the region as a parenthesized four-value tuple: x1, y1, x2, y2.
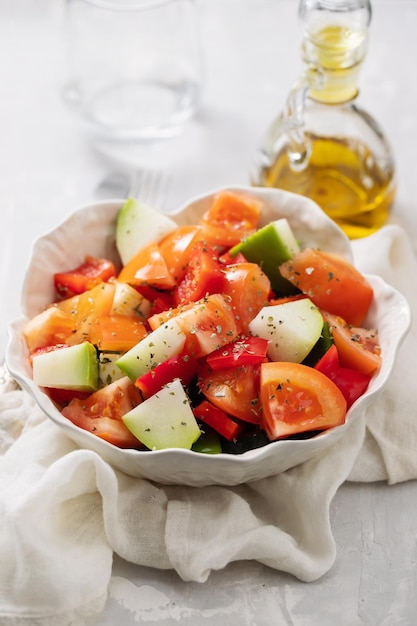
(251, 1, 396, 239)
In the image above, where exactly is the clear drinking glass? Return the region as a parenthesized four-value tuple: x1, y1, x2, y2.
(62, 0, 203, 142)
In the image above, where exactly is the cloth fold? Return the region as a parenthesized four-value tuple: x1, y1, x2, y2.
(348, 226, 417, 484)
(1, 224, 416, 625)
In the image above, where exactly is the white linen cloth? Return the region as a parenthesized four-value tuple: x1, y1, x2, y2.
(0, 224, 416, 625)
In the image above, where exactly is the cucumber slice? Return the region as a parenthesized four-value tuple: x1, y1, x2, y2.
(191, 427, 222, 454)
(230, 218, 300, 293)
(111, 281, 151, 319)
(122, 379, 201, 450)
(302, 321, 334, 367)
(116, 198, 177, 265)
(32, 342, 98, 392)
(115, 319, 186, 381)
(248, 298, 323, 363)
(98, 352, 125, 387)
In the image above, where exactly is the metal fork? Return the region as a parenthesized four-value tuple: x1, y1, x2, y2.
(96, 168, 171, 211)
(128, 168, 171, 209)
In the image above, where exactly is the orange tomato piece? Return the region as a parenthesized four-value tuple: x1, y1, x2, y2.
(56, 281, 116, 345)
(279, 248, 373, 326)
(260, 361, 347, 440)
(159, 224, 205, 283)
(24, 307, 76, 353)
(222, 262, 271, 333)
(88, 315, 148, 352)
(117, 241, 176, 290)
(62, 377, 144, 448)
(146, 303, 187, 332)
(322, 311, 381, 375)
(199, 190, 263, 247)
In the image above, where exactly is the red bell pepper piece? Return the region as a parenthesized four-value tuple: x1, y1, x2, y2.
(193, 400, 243, 441)
(54, 256, 116, 298)
(314, 344, 371, 409)
(135, 352, 198, 399)
(48, 387, 91, 405)
(206, 336, 269, 370)
(173, 241, 225, 306)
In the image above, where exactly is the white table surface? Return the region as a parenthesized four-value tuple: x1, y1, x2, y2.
(1, 1, 417, 624)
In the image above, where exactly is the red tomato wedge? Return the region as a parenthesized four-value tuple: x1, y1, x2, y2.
(117, 242, 176, 289)
(54, 256, 116, 299)
(176, 294, 239, 358)
(62, 377, 143, 448)
(88, 315, 148, 352)
(199, 190, 263, 247)
(159, 224, 204, 283)
(279, 248, 373, 326)
(206, 336, 268, 370)
(314, 344, 371, 409)
(322, 311, 381, 375)
(149, 293, 239, 358)
(222, 262, 271, 333)
(173, 241, 225, 306)
(193, 400, 244, 441)
(260, 361, 347, 440)
(198, 362, 262, 424)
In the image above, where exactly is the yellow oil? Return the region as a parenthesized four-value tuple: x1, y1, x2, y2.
(308, 24, 366, 69)
(257, 135, 396, 239)
(304, 25, 367, 104)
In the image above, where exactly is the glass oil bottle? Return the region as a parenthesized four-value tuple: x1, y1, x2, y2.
(251, 0, 396, 239)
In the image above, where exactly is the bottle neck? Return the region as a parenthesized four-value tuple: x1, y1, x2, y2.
(281, 20, 369, 169)
(302, 24, 367, 104)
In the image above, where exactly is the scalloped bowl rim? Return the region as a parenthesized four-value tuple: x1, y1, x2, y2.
(5, 186, 412, 486)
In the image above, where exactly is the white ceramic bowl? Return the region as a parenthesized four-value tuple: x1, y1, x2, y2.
(6, 186, 411, 486)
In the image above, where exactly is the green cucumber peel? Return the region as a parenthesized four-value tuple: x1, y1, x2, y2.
(229, 218, 301, 293)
